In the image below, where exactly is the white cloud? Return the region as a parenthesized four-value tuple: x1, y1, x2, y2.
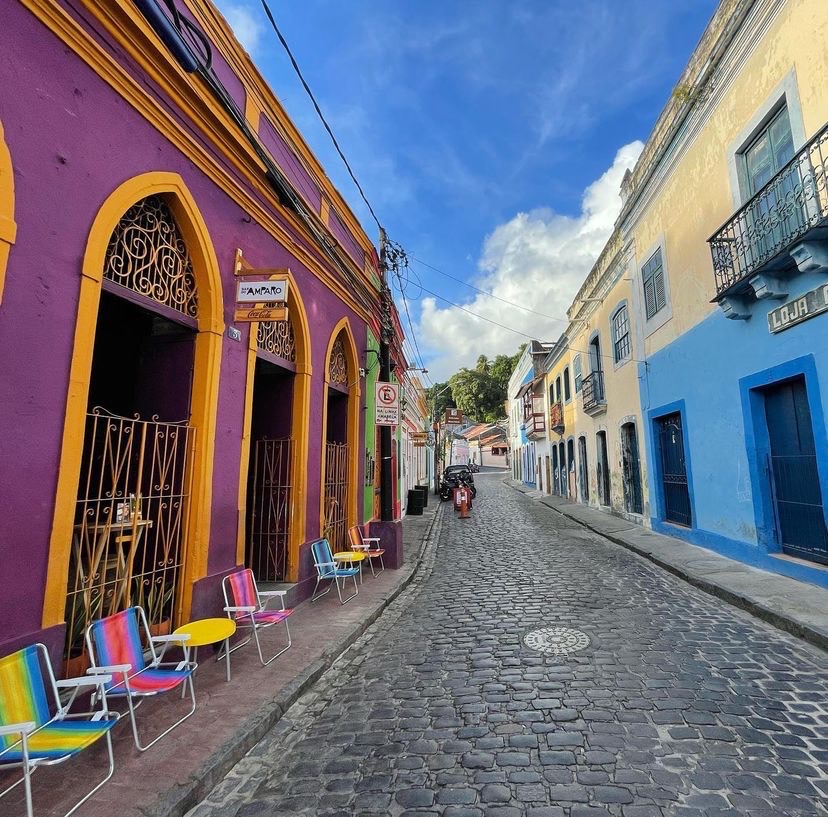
(417, 140, 643, 381)
(221, 4, 263, 54)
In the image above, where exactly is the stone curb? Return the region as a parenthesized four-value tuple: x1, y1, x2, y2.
(142, 505, 444, 817)
(503, 478, 828, 653)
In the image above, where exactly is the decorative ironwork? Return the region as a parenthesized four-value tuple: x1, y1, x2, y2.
(247, 438, 292, 581)
(65, 409, 194, 661)
(328, 337, 348, 386)
(523, 627, 590, 656)
(709, 122, 828, 298)
(104, 195, 198, 318)
(257, 319, 296, 361)
(323, 442, 349, 552)
(582, 372, 606, 414)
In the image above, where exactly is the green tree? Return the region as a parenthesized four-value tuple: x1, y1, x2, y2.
(427, 381, 455, 420)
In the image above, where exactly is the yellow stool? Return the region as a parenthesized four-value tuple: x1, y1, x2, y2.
(172, 618, 237, 682)
(333, 550, 366, 583)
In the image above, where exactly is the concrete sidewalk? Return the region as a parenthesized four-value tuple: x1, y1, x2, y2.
(507, 478, 828, 651)
(4, 502, 441, 817)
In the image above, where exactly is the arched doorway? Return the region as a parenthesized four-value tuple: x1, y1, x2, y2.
(43, 174, 222, 662)
(321, 320, 359, 552)
(239, 272, 311, 584)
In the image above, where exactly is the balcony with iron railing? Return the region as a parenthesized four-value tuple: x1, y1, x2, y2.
(549, 401, 564, 436)
(581, 372, 606, 416)
(708, 122, 828, 302)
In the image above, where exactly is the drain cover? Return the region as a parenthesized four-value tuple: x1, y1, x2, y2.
(523, 627, 590, 655)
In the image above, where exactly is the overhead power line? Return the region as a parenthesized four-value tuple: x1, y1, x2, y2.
(410, 257, 569, 324)
(258, 0, 383, 232)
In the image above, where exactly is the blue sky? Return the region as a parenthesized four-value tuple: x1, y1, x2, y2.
(216, 0, 718, 381)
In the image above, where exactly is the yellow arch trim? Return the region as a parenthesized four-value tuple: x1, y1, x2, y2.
(319, 317, 361, 539)
(0, 120, 17, 305)
(236, 268, 312, 582)
(42, 172, 224, 629)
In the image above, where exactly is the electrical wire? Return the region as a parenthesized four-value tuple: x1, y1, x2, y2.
(410, 257, 569, 324)
(412, 281, 645, 364)
(257, 0, 383, 232)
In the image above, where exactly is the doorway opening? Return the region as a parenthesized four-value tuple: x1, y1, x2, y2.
(66, 195, 197, 662)
(621, 422, 643, 515)
(761, 376, 828, 563)
(578, 436, 589, 502)
(596, 430, 610, 506)
(656, 412, 691, 526)
(246, 338, 295, 581)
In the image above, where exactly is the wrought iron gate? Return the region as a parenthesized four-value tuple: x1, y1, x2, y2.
(621, 423, 643, 515)
(65, 409, 193, 660)
(657, 413, 691, 526)
(324, 442, 350, 552)
(247, 438, 293, 581)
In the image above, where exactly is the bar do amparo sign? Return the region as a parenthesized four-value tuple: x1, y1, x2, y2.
(375, 382, 399, 426)
(236, 279, 287, 303)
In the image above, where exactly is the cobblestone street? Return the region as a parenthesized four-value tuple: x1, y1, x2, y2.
(191, 474, 828, 817)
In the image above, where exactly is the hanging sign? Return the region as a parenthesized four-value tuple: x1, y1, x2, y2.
(767, 283, 828, 334)
(236, 279, 288, 303)
(444, 408, 463, 425)
(375, 382, 400, 426)
(411, 431, 428, 447)
(234, 306, 288, 323)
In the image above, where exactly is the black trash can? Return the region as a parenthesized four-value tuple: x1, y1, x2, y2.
(416, 484, 429, 508)
(407, 488, 424, 515)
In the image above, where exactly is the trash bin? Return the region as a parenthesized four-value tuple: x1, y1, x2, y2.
(407, 488, 424, 515)
(416, 484, 429, 508)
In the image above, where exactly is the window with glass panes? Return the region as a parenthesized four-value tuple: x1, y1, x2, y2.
(563, 368, 571, 401)
(612, 305, 631, 362)
(744, 107, 794, 197)
(642, 248, 666, 320)
(573, 354, 582, 392)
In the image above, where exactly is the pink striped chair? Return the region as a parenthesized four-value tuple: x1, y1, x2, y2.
(222, 568, 293, 666)
(85, 607, 196, 752)
(0, 643, 119, 817)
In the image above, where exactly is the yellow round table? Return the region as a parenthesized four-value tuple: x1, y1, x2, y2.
(173, 618, 237, 682)
(333, 550, 366, 583)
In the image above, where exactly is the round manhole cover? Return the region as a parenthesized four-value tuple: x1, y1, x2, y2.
(523, 627, 590, 655)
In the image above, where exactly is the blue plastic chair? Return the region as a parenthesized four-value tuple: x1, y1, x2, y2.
(310, 538, 359, 604)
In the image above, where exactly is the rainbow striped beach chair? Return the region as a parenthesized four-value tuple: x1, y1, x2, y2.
(222, 568, 293, 666)
(0, 643, 119, 817)
(86, 606, 196, 752)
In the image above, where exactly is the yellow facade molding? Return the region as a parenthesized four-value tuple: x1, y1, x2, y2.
(19, 0, 378, 325)
(0, 120, 17, 305)
(186, 0, 376, 257)
(236, 268, 312, 582)
(42, 172, 224, 630)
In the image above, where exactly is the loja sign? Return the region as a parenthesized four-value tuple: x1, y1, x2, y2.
(767, 283, 828, 334)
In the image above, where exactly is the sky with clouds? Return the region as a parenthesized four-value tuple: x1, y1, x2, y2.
(215, 0, 718, 382)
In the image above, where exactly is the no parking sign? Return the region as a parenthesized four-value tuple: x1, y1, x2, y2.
(375, 382, 399, 426)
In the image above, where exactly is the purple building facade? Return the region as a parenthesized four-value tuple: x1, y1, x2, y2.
(0, 0, 397, 670)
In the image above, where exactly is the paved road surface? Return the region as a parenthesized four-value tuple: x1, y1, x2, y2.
(191, 474, 828, 817)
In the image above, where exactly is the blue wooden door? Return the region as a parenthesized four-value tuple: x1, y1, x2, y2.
(764, 377, 828, 564)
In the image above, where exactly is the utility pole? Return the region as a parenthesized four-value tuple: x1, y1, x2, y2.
(378, 228, 394, 522)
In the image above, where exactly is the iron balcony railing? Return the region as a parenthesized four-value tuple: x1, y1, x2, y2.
(708, 122, 828, 299)
(582, 372, 605, 413)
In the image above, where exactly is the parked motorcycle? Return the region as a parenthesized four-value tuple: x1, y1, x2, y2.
(468, 461, 480, 473)
(439, 465, 478, 501)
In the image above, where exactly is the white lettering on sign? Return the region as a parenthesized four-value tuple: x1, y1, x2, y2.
(767, 283, 828, 334)
(375, 381, 400, 426)
(236, 279, 287, 304)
